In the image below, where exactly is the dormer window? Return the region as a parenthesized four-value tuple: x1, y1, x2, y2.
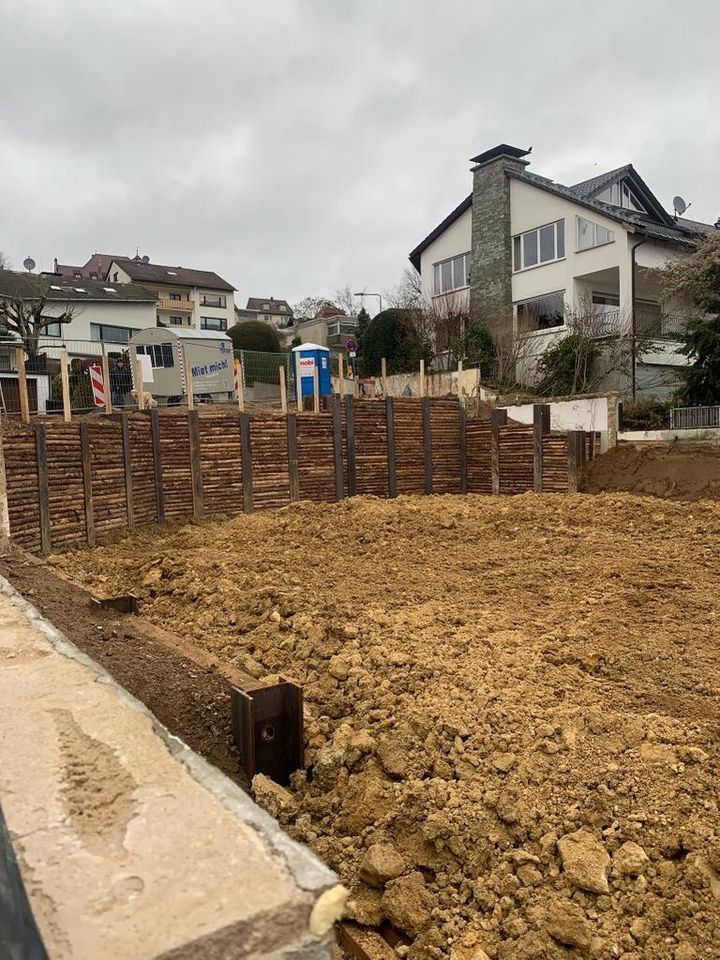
(597, 180, 646, 213)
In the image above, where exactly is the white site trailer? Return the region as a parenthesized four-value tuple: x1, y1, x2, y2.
(129, 327, 235, 404)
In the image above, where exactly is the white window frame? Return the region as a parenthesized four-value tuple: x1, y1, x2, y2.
(512, 220, 565, 272)
(576, 216, 615, 252)
(432, 251, 471, 296)
(514, 291, 565, 334)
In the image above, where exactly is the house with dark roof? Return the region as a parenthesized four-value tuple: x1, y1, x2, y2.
(105, 256, 236, 334)
(53, 253, 122, 281)
(235, 296, 294, 330)
(409, 144, 717, 397)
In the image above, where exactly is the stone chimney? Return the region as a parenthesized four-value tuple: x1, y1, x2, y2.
(469, 144, 531, 336)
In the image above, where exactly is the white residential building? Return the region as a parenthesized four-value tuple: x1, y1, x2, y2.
(409, 143, 717, 396)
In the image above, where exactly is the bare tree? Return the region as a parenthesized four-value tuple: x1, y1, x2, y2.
(0, 252, 8, 271)
(0, 295, 75, 357)
(384, 267, 423, 311)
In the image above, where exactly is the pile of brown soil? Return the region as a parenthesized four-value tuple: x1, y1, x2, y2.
(51, 494, 720, 959)
(584, 443, 720, 500)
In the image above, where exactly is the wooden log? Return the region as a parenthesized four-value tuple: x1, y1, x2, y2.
(34, 423, 51, 554)
(422, 396, 433, 494)
(346, 395, 356, 496)
(188, 410, 204, 521)
(381, 357, 387, 397)
(458, 403, 467, 494)
(135, 357, 145, 411)
(60, 350, 71, 422)
(490, 408, 507, 495)
(120, 412, 135, 530)
(186, 357, 195, 410)
(79, 422, 95, 547)
(338, 352, 345, 399)
(332, 395, 344, 500)
(150, 408, 165, 522)
(386, 397, 397, 498)
(15, 349, 30, 423)
(533, 403, 550, 493)
(419, 358, 426, 398)
(235, 359, 245, 412)
(240, 412, 254, 512)
(102, 354, 112, 414)
(279, 364, 287, 414)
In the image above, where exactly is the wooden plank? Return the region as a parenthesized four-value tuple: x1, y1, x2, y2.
(381, 357, 387, 397)
(15, 349, 30, 423)
(34, 423, 51, 555)
(150, 408, 165, 522)
(188, 410, 204, 521)
(386, 397, 397, 498)
(60, 350, 71, 422)
(100, 354, 112, 414)
(345, 395, 356, 496)
(332, 395, 344, 500)
(419, 358, 426, 398)
(135, 357, 145, 411)
(240, 412, 254, 512)
(186, 357, 195, 410)
(338, 352, 345, 399)
(79, 422, 95, 547)
(533, 403, 550, 493)
(120, 412, 135, 530)
(490, 408, 507, 495)
(287, 413, 300, 502)
(458, 403, 468, 494)
(422, 396, 433, 494)
(235, 358, 245, 412)
(279, 364, 288, 414)
(313, 366, 320, 414)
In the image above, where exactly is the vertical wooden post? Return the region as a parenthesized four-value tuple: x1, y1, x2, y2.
(386, 397, 397, 498)
(150, 408, 165, 522)
(15, 349, 30, 424)
(345, 395, 356, 496)
(419, 358, 426, 399)
(235, 359, 245, 412)
(102, 354, 112, 414)
(567, 429, 586, 494)
(34, 423, 51, 555)
(287, 413, 300, 502)
(239, 412, 254, 513)
(186, 357, 195, 410)
(332, 394, 344, 500)
(120, 412, 135, 530)
(188, 410, 204, 521)
(490, 408, 507, 495)
(135, 357, 145, 411)
(279, 364, 287, 415)
(0, 427, 11, 538)
(459, 404, 468, 494)
(533, 403, 550, 493)
(79, 422, 95, 547)
(60, 350, 71, 423)
(313, 365, 320, 414)
(457, 359, 464, 405)
(295, 352, 302, 412)
(338, 352, 345, 400)
(422, 396, 433, 495)
(381, 357, 388, 398)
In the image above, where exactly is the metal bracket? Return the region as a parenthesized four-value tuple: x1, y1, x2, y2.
(91, 594, 139, 614)
(231, 681, 303, 786)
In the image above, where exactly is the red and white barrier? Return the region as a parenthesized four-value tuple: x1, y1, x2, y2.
(89, 364, 106, 407)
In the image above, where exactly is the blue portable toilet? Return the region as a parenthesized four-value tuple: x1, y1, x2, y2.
(292, 342, 332, 398)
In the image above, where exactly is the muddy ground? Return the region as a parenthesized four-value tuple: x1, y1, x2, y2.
(42, 493, 720, 959)
(584, 443, 720, 500)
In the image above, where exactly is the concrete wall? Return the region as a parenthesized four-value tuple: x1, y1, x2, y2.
(0, 574, 343, 959)
(500, 394, 614, 449)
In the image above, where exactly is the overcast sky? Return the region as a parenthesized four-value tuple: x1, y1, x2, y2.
(1, 0, 718, 308)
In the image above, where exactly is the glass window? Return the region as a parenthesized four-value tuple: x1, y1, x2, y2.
(137, 343, 174, 368)
(516, 292, 565, 332)
(577, 216, 614, 250)
(201, 316, 228, 331)
(441, 260, 452, 291)
(513, 221, 563, 270)
(91, 323, 138, 343)
(169, 292, 181, 300)
(523, 231, 538, 267)
(432, 252, 471, 294)
(42, 322, 62, 337)
(200, 294, 226, 307)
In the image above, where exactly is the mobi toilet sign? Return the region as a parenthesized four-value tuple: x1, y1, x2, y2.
(298, 356, 316, 379)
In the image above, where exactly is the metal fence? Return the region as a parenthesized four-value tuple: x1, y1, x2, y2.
(235, 349, 296, 406)
(670, 405, 720, 430)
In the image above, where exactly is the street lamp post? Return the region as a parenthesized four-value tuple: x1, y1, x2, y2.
(353, 292, 382, 315)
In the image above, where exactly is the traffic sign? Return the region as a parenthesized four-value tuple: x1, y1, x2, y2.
(345, 337, 358, 355)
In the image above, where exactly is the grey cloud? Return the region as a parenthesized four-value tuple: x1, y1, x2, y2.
(1, 0, 718, 304)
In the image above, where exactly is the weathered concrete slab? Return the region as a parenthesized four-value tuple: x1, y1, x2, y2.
(0, 575, 344, 959)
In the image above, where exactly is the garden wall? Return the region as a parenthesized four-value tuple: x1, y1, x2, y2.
(0, 398, 592, 554)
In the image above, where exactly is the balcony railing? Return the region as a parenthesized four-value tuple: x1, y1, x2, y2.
(587, 309, 690, 341)
(157, 298, 193, 311)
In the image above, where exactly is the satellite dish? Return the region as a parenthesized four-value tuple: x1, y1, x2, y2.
(672, 195, 688, 216)
(23, 257, 36, 272)
(142, 255, 150, 263)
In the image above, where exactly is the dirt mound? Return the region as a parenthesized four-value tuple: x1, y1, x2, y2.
(52, 494, 720, 959)
(584, 442, 720, 500)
